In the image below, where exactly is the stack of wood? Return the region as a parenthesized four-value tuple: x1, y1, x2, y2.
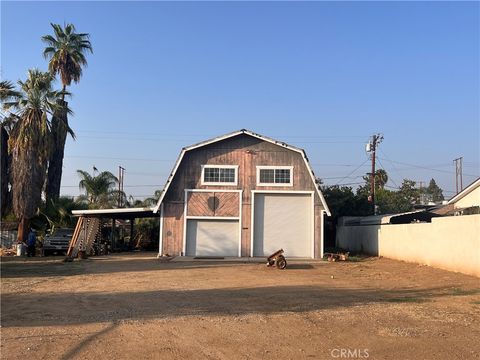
(66, 217, 101, 259)
(325, 252, 349, 262)
(0, 247, 17, 256)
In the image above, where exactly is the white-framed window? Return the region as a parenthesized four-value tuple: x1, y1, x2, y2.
(256, 166, 293, 186)
(201, 165, 238, 186)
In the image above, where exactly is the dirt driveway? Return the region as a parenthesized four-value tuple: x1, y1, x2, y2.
(1, 253, 479, 360)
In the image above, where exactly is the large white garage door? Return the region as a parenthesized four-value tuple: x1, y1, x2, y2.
(253, 193, 312, 257)
(186, 220, 239, 257)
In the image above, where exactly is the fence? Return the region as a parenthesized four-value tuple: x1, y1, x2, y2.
(336, 214, 480, 277)
(0, 230, 17, 248)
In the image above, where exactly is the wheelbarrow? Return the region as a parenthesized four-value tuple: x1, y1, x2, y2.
(266, 248, 287, 269)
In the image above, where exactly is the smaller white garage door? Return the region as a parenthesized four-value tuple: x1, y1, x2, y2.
(253, 193, 312, 258)
(186, 219, 239, 257)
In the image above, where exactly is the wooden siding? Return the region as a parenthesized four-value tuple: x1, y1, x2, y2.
(162, 203, 184, 256)
(186, 191, 239, 217)
(314, 205, 324, 258)
(161, 134, 325, 257)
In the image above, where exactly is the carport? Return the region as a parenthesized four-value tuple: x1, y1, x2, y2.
(69, 208, 160, 257)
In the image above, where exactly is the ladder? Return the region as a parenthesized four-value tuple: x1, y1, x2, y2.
(66, 217, 102, 258)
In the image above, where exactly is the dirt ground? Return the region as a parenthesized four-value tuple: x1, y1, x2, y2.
(1, 253, 479, 360)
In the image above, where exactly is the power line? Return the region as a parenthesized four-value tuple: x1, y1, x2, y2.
(77, 130, 370, 139)
(321, 175, 365, 180)
(75, 135, 366, 144)
(61, 184, 164, 188)
(65, 155, 174, 162)
(334, 158, 370, 186)
(376, 156, 399, 189)
(377, 157, 478, 177)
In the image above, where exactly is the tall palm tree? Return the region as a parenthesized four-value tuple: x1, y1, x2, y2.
(0, 81, 21, 217)
(2, 69, 65, 241)
(42, 23, 92, 204)
(77, 169, 122, 208)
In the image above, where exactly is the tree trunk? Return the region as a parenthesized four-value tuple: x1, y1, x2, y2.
(17, 217, 30, 243)
(1, 126, 12, 217)
(45, 101, 68, 205)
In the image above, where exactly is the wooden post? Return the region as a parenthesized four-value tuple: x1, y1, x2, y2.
(111, 218, 116, 251)
(67, 217, 83, 257)
(130, 218, 134, 248)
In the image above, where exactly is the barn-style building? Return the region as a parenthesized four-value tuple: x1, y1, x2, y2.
(153, 129, 330, 259)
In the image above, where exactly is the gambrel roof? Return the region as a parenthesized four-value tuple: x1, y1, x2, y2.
(153, 129, 331, 216)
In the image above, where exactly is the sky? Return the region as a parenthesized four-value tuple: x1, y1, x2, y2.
(2, 1, 479, 200)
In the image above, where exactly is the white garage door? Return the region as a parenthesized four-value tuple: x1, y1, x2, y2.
(186, 219, 239, 257)
(253, 193, 312, 258)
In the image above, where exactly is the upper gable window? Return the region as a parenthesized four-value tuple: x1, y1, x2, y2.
(257, 166, 293, 186)
(201, 165, 238, 186)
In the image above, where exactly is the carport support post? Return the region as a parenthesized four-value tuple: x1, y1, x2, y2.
(111, 218, 116, 251)
(130, 218, 134, 248)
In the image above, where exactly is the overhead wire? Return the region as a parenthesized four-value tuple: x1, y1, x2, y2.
(334, 158, 370, 186)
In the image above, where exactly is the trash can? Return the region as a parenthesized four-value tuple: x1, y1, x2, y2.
(16, 243, 25, 256)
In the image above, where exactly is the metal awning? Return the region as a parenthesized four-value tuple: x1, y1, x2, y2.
(71, 207, 159, 219)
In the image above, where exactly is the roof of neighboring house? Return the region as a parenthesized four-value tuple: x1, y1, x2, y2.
(340, 210, 442, 226)
(72, 207, 158, 219)
(447, 177, 480, 205)
(153, 129, 331, 216)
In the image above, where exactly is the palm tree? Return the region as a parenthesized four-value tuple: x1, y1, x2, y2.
(42, 196, 88, 230)
(0, 80, 21, 103)
(77, 169, 123, 208)
(375, 169, 389, 190)
(2, 69, 65, 241)
(143, 189, 163, 207)
(42, 23, 92, 204)
(1, 81, 21, 217)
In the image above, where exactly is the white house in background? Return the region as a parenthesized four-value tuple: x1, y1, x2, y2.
(447, 177, 480, 209)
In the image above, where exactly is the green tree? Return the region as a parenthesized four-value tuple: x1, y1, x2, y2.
(375, 169, 388, 189)
(322, 185, 371, 218)
(426, 178, 444, 203)
(77, 169, 125, 209)
(357, 169, 389, 196)
(42, 23, 92, 204)
(398, 179, 420, 205)
(375, 188, 413, 215)
(143, 190, 163, 207)
(2, 70, 65, 241)
(41, 196, 88, 230)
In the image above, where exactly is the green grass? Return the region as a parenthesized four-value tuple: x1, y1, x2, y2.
(386, 297, 426, 303)
(471, 301, 480, 305)
(450, 288, 480, 296)
(347, 255, 363, 262)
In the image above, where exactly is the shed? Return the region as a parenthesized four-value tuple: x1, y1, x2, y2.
(153, 129, 330, 259)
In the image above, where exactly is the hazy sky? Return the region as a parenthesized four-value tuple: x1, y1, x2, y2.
(2, 1, 479, 200)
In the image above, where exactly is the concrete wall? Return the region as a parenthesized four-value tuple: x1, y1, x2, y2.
(337, 215, 480, 277)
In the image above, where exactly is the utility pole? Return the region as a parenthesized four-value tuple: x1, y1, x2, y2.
(118, 166, 125, 207)
(419, 181, 424, 204)
(453, 157, 463, 194)
(366, 134, 383, 215)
